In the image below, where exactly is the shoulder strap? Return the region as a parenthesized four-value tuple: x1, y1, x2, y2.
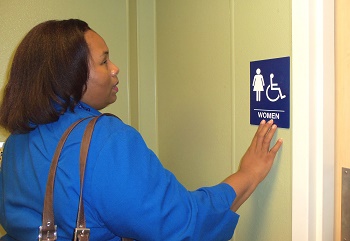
(40, 116, 91, 241)
(74, 114, 108, 240)
(76, 113, 117, 228)
(40, 113, 132, 241)
(73, 115, 100, 241)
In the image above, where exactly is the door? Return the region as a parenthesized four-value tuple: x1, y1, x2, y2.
(335, 0, 350, 240)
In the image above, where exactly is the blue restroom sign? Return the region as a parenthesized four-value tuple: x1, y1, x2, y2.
(250, 56, 290, 128)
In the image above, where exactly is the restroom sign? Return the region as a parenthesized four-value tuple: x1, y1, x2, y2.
(250, 56, 290, 128)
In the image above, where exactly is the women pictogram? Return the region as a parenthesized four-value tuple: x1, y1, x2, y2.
(252, 68, 265, 102)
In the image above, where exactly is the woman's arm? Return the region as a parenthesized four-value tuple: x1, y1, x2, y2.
(223, 119, 283, 212)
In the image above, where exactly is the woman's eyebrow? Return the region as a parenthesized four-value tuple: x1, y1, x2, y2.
(100, 51, 109, 58)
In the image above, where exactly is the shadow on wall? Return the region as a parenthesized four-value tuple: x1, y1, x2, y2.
(0, 50, 15, 140)
(241, 143, 283, 240)
(0, 92, 9, 138)
(0, 91, 9, 139)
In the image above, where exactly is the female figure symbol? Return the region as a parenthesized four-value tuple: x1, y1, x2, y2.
(252, 68, 265, 102)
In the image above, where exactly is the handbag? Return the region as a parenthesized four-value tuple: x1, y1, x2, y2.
(39, 114, 133, 241)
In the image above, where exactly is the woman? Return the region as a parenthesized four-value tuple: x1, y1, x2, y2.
(0, 19, 282, 241)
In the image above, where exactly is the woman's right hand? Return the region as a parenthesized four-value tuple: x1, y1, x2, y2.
(223, 119, 283, 211)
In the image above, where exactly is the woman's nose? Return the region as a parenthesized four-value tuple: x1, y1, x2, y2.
(111, 63, 119, 77)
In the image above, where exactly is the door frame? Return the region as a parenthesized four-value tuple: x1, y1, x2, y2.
(292, 0, 335, 240)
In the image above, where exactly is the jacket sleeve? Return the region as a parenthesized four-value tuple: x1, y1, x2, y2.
(87, 121, 239, 241)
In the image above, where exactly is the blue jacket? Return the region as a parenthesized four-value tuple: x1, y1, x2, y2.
(0, 102, 239, 241)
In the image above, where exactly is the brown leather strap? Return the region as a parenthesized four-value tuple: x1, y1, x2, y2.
(75, 115, 100, 241)
(40, 117, 91, 241)
(76, 114, 115, 226)
(41, 113, 130, 241)
(74, 113, 117, 241)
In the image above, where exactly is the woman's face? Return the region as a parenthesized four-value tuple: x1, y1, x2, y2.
(81, 30, 119, 110)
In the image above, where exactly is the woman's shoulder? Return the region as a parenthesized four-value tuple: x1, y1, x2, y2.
(64, 104, 138, 135)
(89, 113, 145, 147)
(95, 113, 138, 134)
